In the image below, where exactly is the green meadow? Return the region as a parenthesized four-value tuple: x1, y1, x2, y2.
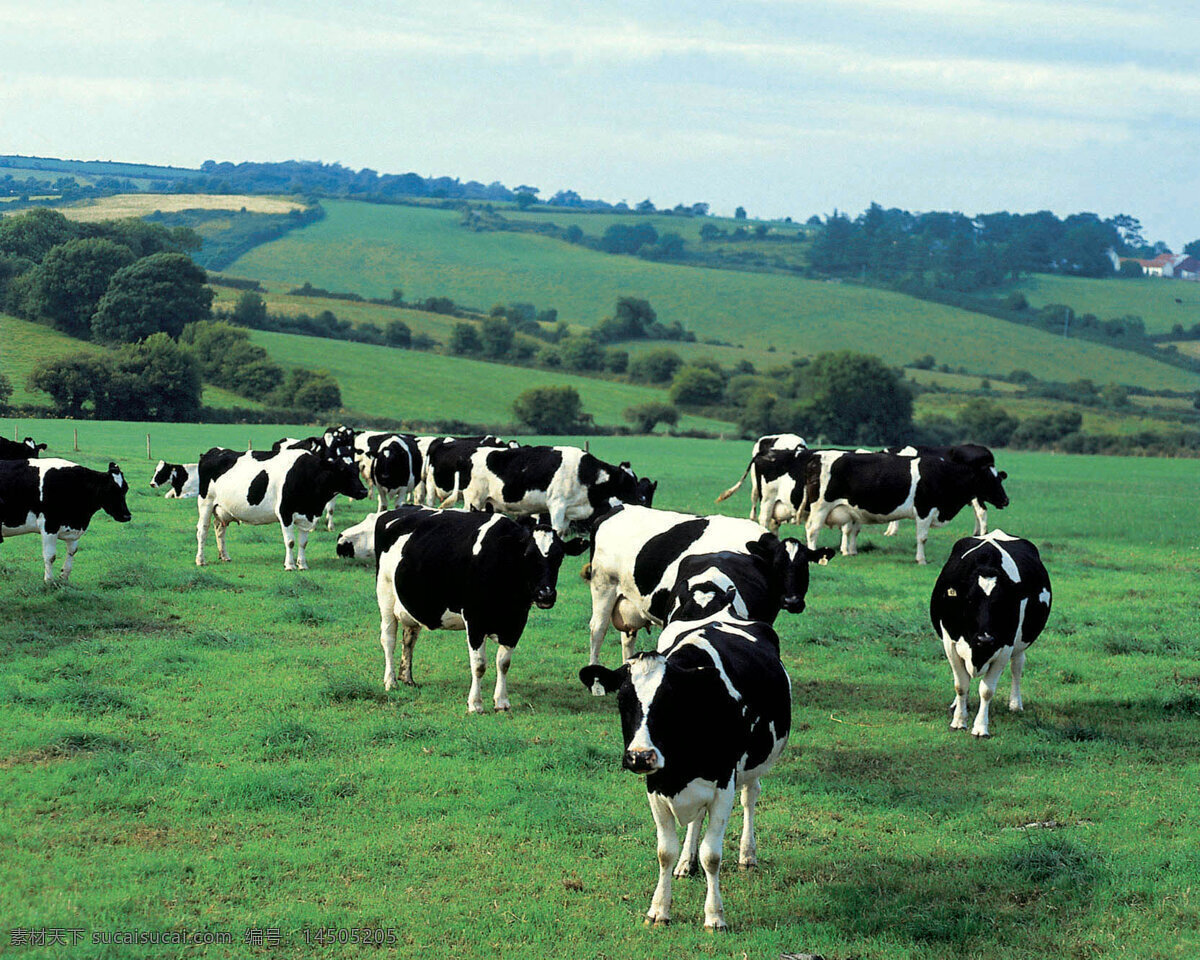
(228, 201, 1200, 391)
(1, 419, 1197, 959)
(1012, 274, 1200, 335)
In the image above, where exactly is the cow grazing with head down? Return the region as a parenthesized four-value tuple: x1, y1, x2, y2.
(880, 443, 999, 537)
(931, 530, 1051, 737)
(800, 450, 1009, 564)
(421, 435, 518, 507)
(583, 504, 833, 669)
(452, 444, 655, 537)
(0, 458, 131, 581)
(373, 506, 588, 713)
(335, 511, 383, 561)
(579, 585, 792, 930)
(196, 446, 368, 570)
(0, 436, 48, 460)
(150, 460, 199, 499)
(715, 433, 807, 521)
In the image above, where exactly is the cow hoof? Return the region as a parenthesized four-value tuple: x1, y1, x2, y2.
(950, 721, 967, 731)
(494, 703, 511, 712)
(297, 563, 309, 571)
(644, 917, 670, 927)
(738, 859, 757, 871)
(672, 861, 697, 878)
(401, 677, 416, 687)
(195, 559, 205, 567)
(971, 729, 991, 739)
(1009, 702, 1024, 713)
(467, 703, 486, 715)
(704, 921, 728, 933)
(384, 679, 395, 692)
(220, 556, 231, 563)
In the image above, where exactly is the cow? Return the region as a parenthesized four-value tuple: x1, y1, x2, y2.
(931, 530, 1052, 737)
(0, 436, 48, 460)
(583, 504, 833, 670)
(880, 444, 999, 536)
(0, 458, 131, 581)
(275, 427, 358, 530)
(800, 450, 1009, 564)
(421, 435, 518, 507)
(196, 447, 368, 570)
(578, 592, 791, 930)
(715, 433, 807, 519)
(335, 511, 383, 560)
(149, 460, 199, 499)
(451, 445, 656, 536)
(373, 506, 588, 712)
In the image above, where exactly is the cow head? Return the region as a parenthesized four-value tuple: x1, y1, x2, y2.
(944, 563, 1020, 674)
(103, 463, 132, 523)
(635, 477, 657, 507)
(24, 437, 47, 455)
(149, 459, 173, 488)
(669, 584, 740, 623)
(321, 456, 370, 500)
(749, 536, 835, 615)
(374, 443, 412, 491)
(521, 521, 589, 609)
(972, 463, 1010, 510)
(336, 511, 382, 560)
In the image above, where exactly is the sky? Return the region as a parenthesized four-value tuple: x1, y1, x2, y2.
(2, 0, 1197, 246)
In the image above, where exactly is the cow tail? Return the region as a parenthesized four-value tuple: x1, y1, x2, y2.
(715, 458, 754, 503)
(438, 470, 463, 509)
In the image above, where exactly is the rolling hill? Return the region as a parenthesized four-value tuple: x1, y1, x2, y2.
(228, 200, 1200, 391)
(1011, 273, 1200, 335)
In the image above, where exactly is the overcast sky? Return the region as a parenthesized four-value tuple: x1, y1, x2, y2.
(3, 0, 1196, 245)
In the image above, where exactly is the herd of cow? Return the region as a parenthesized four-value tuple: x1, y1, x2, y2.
(0, 427, 1053, 931)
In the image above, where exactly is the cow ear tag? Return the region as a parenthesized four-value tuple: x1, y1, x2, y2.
(947, 588, 957, 597)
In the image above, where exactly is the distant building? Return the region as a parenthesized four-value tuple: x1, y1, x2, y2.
(1121, 253, 1199, 279)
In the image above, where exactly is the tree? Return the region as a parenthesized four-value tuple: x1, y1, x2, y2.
(628, 348, 683, 383)
(595, 297, 657, 342)
(735, 206, 747, 220)
(231, 290, 268, 327)
(27, 353, 115, 417)
(559, 335, 604, 371)
(448, 322, 482, 355)
(28, 238, 135, 338)
(0, 208, 76, 261)
(0, 371, 12, 412)
(604, 349, 629, 374)
(956, 398, 1019, 446)
(624, 401, 679, 433)
(101, 333, 202, 421)
(515, 191, 537, 210)
(599, 222, 659, 256)
(480, 317, 515, 358)
(275, 368, 342, 414)
(512, 386, 587, 433)
(669, 366, 725, 405)
(91, 253, 213, 343)
(385, 319, 412, 348)
(1184, 239, 1200, 258)
(1118, 260, 1144, 278)
(797, 350, 913, 444)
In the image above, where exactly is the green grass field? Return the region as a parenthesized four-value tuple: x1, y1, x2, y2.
(1011, 274, 1200, 335)
(227, 201, 1200, 391)
(1, 419, 1197, 959)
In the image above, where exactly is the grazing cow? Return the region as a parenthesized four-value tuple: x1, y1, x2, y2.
(452, 445, 656, 536)
(421, 435, 517, 507)
(196, 447, 368, 570)
(335, 511, 383, 560)
(801, 451, 1009, 564)
(0, 436, 47, 459)
(579, 595, 791, 930)
(715, 434, 807, 519)
(881, 444, 999, 536)
(583, 504, 833, 668)
(275, 427, 358, 530)
(0, 458, 131, 581)
(931, 530, 1052, 737)
(149, 460, 199, 499)
(374, 506, 588, 712)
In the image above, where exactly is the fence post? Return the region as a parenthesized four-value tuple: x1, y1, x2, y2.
(73, 427, 78, 452)
(146, 434, 151, 460)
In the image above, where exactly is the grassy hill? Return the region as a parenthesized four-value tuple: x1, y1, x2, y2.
(1011, 274, 1200, 335)
(228, 200, 1200, 391)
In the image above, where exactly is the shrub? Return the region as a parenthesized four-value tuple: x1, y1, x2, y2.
(512, 386, 587, 433)
(957, 398, 1019, 446)
(385, 320, 412, 348)
(669, 366, 725, 405)
(91, 253, 213, 343)
(448, 322, 482, 355)
(628, 348, 683, 384)
(624, 401, 679, 433)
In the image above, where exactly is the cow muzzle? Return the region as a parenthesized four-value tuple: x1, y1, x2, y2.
(534, 588, 557, 609)
(336, 538, 355, 559)
(623, 748, 662, 774)
(782, 595, 806, 614)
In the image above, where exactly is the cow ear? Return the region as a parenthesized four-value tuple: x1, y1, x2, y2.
(579, 664, 626, 694)
(998, 471, 1008, 481)
(807, 546, 836, 564)
(563, 536, 590, 556)
(108, 462, 120, 473)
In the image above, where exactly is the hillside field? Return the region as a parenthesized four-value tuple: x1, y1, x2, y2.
(1012, 274, 1200, 335)
(50, 194, 307, 222)
(228, 201, 1200, 391)
(0, 420, 1197, 959)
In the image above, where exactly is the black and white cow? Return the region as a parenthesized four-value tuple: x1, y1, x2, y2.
(335, 511, 383, 560)
(196, 447, 368, 570)
(715, 433, 807, 520)
(0, 458, 131, 581)
(800, 450, 1009, 564)
(149, 460, 199, 499)
(274, 427, 358, 530)
(452, 445, 656, 536)
(579, 595, 791, 930)
(421, 435, 518, 507)
(931, 530, 1052, 737)
(0, 436, 48, 459)
(583, 504, 833, 667)
(880, 444, 999, 537)
(373, 506, 588, 712)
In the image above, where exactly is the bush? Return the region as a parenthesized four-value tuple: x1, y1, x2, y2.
(628, 348, 683, 384)
(448, 322, 482, 355)
(559, 335, 605, 371)
(275, 369, 342, 414)
(604, 349, 629, 374)
(624, 401, 679, 433)
(27, 237, 135, 338)
(0, 372, 11, 412)
(384, 319, 412, 348)
(669, 366, 725, 405)
(91, 253, 213, 343)
(512, 386, 588, 433)
(480, 317, 515, 358)
(957, 398, 1019, 446)
(1010, 411, 1083, 446)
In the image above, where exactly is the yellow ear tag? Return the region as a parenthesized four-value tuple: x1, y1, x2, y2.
(947, 588, 957, 597)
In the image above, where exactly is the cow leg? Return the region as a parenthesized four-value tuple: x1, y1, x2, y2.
(804, 506, 831, 552)
(195, 498, 216, 566)
(61, 537, 81, 583)
(738, 778, 761, 869)
(40, 531, 58, 582)
(377, 580, 400, 691)
(699, 783, 736, 930)
(1009, 645, 1027, 712)
(620, 631, 639, 662)
(646, 793, 680, 925)
(377, 489, 390, 512)
(493, 644, 514, 711)
(324, 496, 337, 532)
(214, 517, 232, 562)
(399, 622, 419, 686)
(673, 817, 702, 878)
(587, 579, 620, 677)
(840, 522, 859, 556)
(914, 513, 936, 565)
(942, 634, 971, 730)
(884, 520, 899, 536)
(972, 499, 988, 536)
(465, 621, 488, 714)
(549, 505, 570, 538)
(973, 649, 1013, 738)
(280, 519, 298, 571)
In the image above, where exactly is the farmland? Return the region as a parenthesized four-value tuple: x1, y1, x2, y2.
(1012, 274, 1200, 335)
(1, 419, 1197, 959)
(49, 193, 308, 222)
(228, 200, 1200, 391)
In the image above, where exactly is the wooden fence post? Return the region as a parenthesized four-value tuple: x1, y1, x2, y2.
(146, 434, 151, 460)
(73, 427, 78, 452)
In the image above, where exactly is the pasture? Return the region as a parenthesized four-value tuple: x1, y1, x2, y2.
(1011, 274, 1200, 336)
(1, 419, 1197, 958)
(227, 200, 1200, 391)
(49, 194, 308, 222)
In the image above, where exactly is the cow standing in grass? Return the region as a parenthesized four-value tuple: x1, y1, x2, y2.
(0, 437, 48, 460)
(0, 458, 131, 581)
(714, 433, 806, 522)
(150, 460, 199, 499)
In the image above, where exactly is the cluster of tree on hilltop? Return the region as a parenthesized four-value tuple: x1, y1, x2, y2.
(809, 205, 1156, 291)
